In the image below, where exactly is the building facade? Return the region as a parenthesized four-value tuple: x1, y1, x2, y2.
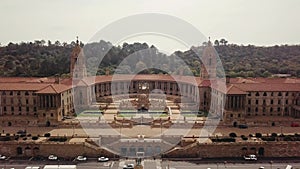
(0, 40, 300, 127)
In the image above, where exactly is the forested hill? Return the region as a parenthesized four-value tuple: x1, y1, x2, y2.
(0, 40, 299, 77)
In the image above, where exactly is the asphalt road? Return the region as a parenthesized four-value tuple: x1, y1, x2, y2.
(162, 161, 300, 169)
(1, 158, 300, 169)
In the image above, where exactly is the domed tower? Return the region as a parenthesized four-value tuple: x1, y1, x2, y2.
(200, 37, 217, 79)
(70, 37, 87, 79)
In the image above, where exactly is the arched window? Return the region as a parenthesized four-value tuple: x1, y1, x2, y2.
(278, 92, 282, 96)
(255, 92, 259, 96)
(263, 92, 267, 96)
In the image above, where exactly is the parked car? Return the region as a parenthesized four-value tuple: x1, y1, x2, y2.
(0, 155, 6, 160)
(243, 154, 257, 161)
(285, 165, 293, 169)
(48, 154, 58, 161)
(98, 156, 109, 162)
(76, 156, 87, 161)
(123, 163, 134, 169)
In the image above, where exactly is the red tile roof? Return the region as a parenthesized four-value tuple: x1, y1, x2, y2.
(234, 83, 300, 92)
(0, 75, 299, 94)
(226, 85, 247, 95)
(0, 83, 49, 91)
(35, 84, 72, 94)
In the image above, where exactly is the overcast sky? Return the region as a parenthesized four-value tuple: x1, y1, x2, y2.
(1, 0, 299, 53)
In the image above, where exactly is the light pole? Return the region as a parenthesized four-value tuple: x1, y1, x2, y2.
(269, 160, 273, 169)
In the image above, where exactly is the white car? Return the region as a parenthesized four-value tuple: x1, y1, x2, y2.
(244, 154, 257, 161)
(48, 155, 58, 161)
(98, 156, 109, 162)
(76, 156, 87, 161)
(0, 155, 6, 160)
(123, 163, 134, 169)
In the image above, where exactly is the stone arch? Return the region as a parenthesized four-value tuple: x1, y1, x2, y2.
(258, 147, 264, 156)
(233, 121, 237, 127)
(16, 147, 23, 155)
(24, 146, 32, 156)
(33, 147, 40, 155)
(46, 121, 50, 127)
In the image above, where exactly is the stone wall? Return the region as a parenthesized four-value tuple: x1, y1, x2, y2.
(0, 141, 115, 159)
(164, 141, 300, 158)
(1, 140, 300, 159)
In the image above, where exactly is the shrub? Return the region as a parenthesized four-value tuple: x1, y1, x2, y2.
(241, 135, 248, 140)
(211, 137, 236, 142)
(242, 137, 248, 141)
(44, 133, 51, 137)
(229, 132, 237, 138)
(15, 136, 19, 141)
(255, 133, 262, 138)
(23, 137, 27, 141)
(48, 137, 68, 142)
(261, 136, 276, 141)
(32, 136, 39, 140)
(271, 133, 278, 137)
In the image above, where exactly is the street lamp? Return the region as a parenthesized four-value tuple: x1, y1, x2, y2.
(269, 160, 273, 169)
(224, 161, 227, 168)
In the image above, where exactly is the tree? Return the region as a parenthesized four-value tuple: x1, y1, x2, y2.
(214, 40, 219, 46)
(135, 61, 147, 73)
(55, 40, 61, 46)
(48, 40, 52, 46)
(220, 38, 228, 45)
(41, 40, 46, 46)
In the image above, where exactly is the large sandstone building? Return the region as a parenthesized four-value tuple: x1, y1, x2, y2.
(0, 39, 299, 127)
